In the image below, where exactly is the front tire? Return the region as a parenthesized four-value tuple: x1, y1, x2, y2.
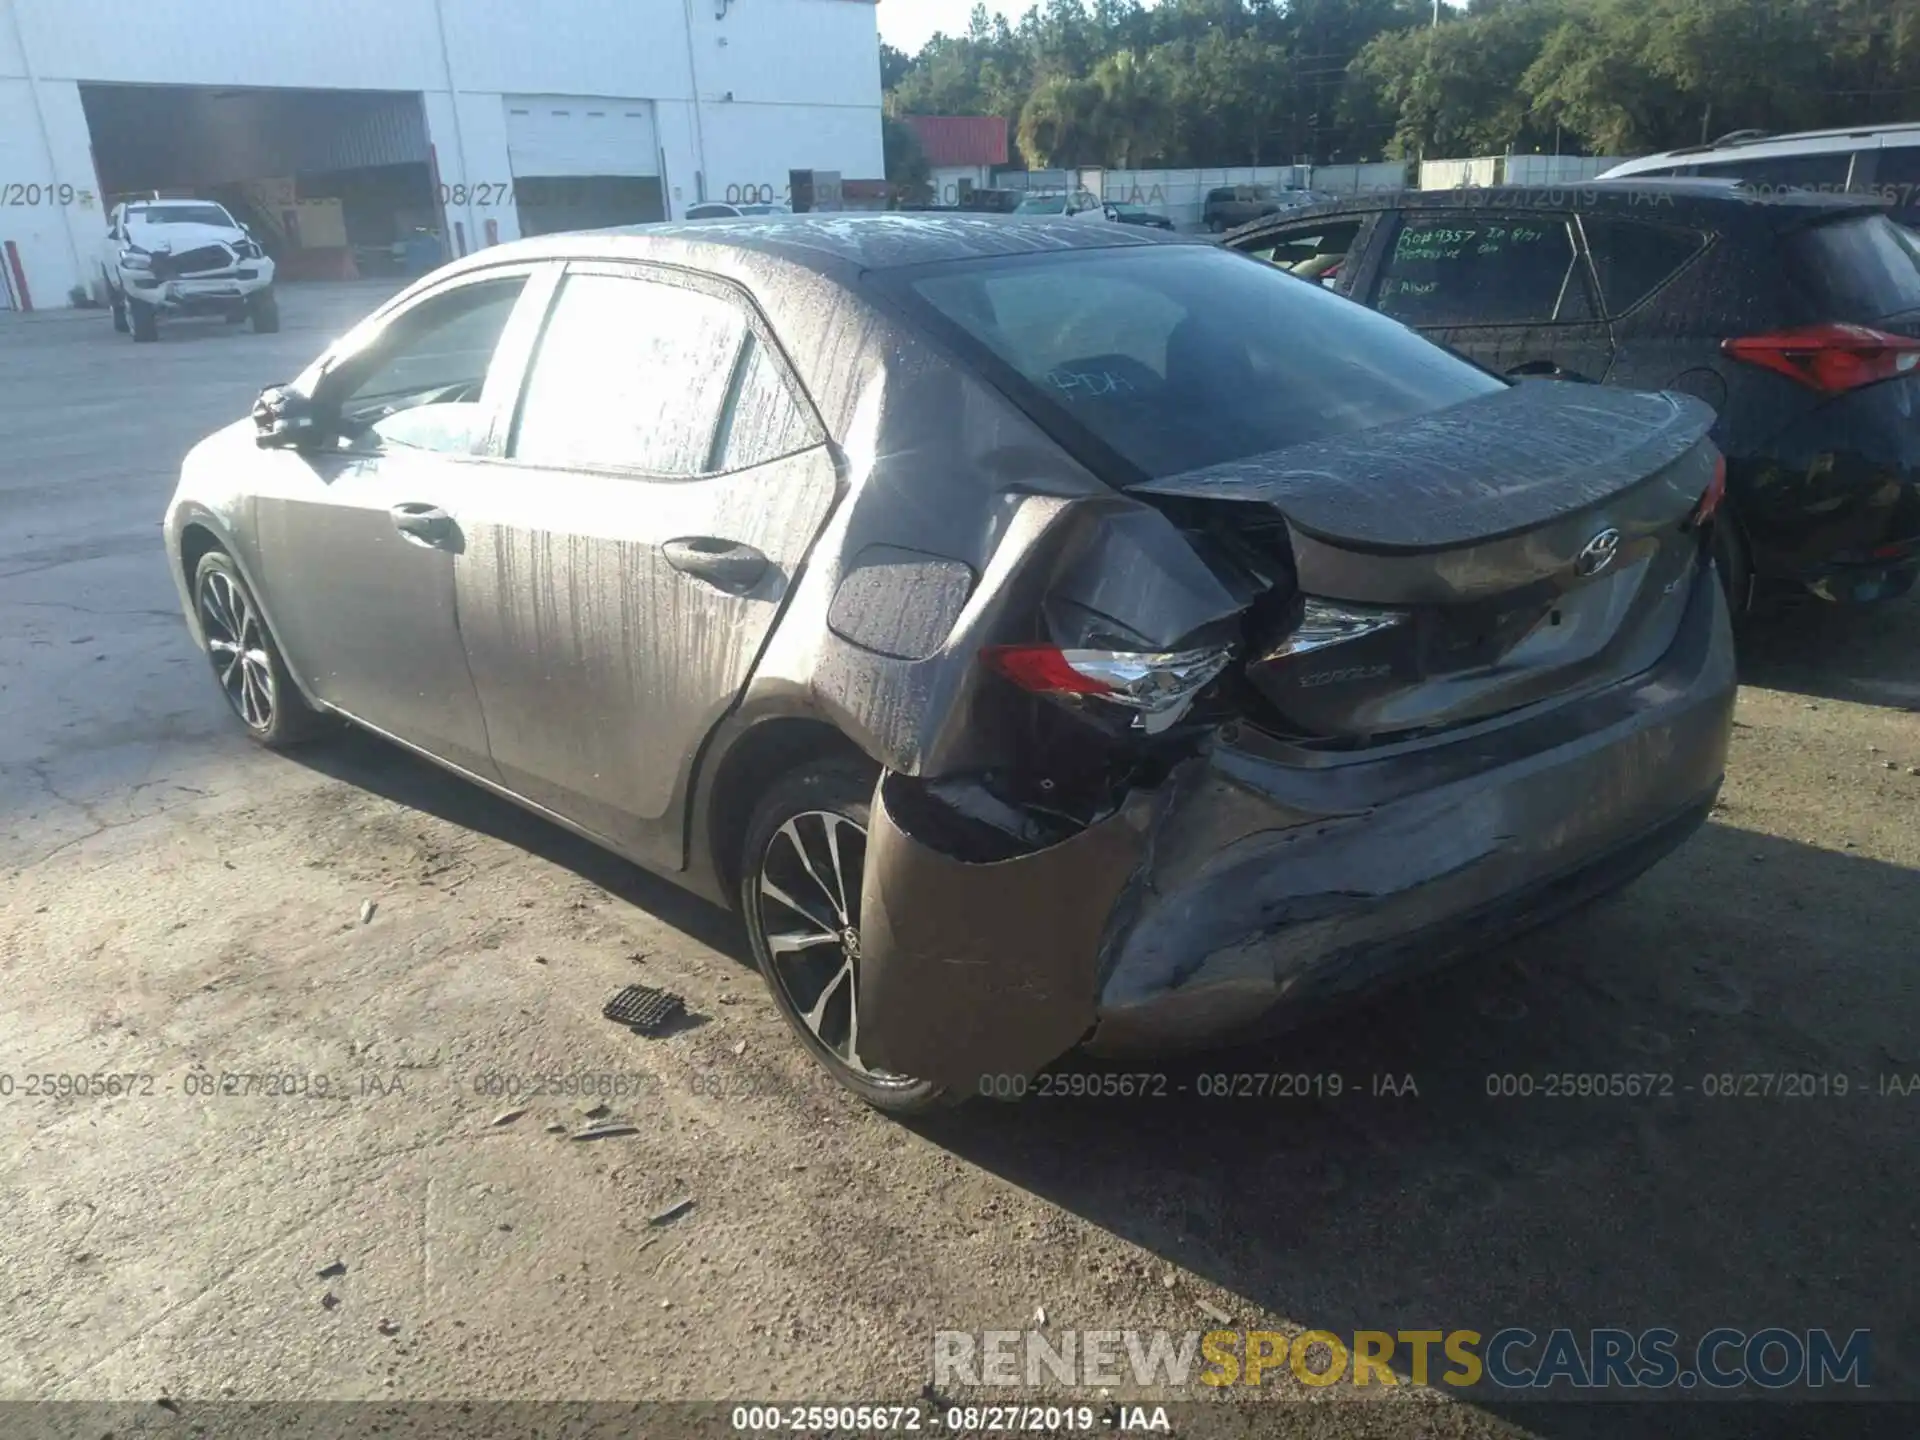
(739, 759, 950, 1116)
(106, 272, 129, 333)
(249, 288, 280, 334)
(127, 296, 157, 343)
(192, 549, 332, 748)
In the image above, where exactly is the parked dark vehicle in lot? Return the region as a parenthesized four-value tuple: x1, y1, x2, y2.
(1203, 183, 1313, 232)
(1108, 201, 1176, 230)
(165, 215, 1735, 1114)
(1225, 181, 1920, 610)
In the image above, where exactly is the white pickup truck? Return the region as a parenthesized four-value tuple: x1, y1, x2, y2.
(101, 198, 278, 342)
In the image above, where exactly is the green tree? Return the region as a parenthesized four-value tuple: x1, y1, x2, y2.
(886, 0, 1920, 170)
(882, 115, 933, 203)
(1348, 0, 1575, 160)
(1017, 73, 1103, 165)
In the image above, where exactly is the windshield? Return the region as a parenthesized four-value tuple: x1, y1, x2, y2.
(906, 245, 1505, 479)
(129, 204, 234, 228)
(1014, 197, 1066, 215)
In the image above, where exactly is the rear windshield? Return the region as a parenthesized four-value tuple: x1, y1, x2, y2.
(130, 204, 233, 227)
(1791, 214, 1920, 320)
(904, 245, 1505, 479)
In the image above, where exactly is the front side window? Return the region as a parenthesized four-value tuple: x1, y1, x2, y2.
(331, 275, 529, 454)
(1375, 214, 1592, 327)
(511, 272, 752, 475)
(905, 245, 1505, 480)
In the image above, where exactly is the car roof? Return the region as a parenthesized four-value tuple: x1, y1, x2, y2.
(1602, 122, 1920, 174)
(1234, 177, 1889, 231)
(456, 212, 1193, 278)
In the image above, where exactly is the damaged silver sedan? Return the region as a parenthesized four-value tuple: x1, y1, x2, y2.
(163, 215, 1737, 1114)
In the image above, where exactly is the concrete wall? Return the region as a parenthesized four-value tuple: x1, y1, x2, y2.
(0, 0, 882, 305)
(928, 164, 995, 206)
(1419, 154, 1625, 190)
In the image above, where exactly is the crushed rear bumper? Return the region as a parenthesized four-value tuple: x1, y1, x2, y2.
(856, 564, 1736, 1093)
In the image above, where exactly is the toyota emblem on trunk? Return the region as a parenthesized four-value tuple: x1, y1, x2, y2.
(1576, 528, 1622, 577)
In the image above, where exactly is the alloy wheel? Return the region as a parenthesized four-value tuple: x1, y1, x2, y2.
(754, 810, 909, 1084)
(198, 569, 276, 731)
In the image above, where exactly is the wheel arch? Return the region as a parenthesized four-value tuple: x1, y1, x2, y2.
(172, 509, 326, 711)
(698, 714, 875, 906)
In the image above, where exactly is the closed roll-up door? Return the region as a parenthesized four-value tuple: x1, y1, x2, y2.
(504, 97, 659, 179)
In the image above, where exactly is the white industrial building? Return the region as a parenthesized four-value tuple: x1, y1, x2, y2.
(0, 0, 883, 308)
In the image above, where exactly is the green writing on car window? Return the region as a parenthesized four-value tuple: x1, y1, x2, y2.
(1398, 222, 1553, 265)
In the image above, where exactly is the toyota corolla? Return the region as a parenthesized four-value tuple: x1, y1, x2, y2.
(163, 215, 1737, 1113)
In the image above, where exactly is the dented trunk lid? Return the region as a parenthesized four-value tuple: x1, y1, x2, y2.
(1130, 384, 1721, 742)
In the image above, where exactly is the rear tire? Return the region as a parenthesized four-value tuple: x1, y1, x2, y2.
(739, 758, 951, 1117)
(1710, 512, 1752, 630)
(191, 549, 333, 748)
(249, 288, 280, 334)
(128, 297, 157, 343)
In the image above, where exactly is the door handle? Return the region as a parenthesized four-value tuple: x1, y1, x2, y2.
(390, 502, 456, 548)
(663, 537, 768, 594)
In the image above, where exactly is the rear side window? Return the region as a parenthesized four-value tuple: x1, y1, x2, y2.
(1374, 215, 1593, 326)
(512, 272, 747, 475)
(1580, 219, 1708, 316)
(905, 245, 1505, 480)
(1868, 145, 1920, 220)
(1695, 151, 1855, 195)
(1789, 214, 1920, 322)
(712, 334, 817, 472)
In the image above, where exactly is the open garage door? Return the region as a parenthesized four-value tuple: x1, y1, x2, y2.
(80, 85, 440, 281)
(504, 97, 665, 236)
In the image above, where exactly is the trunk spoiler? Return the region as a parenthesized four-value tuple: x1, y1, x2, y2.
(1128, 385, 1717, 554)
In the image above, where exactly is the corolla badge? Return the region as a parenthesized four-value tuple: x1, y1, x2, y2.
(1575, 528, 1623, 577)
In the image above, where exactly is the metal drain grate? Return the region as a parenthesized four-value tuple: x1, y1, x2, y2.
(602, 983, 686, 1036)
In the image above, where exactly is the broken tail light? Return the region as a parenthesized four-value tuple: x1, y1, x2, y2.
(982, 644, 1233, 734)
(1722, 324, 1920, 395)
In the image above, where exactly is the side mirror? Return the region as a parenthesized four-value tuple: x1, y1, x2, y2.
(253, 385, 321, 450)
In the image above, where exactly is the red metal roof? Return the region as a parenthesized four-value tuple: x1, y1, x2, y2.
(905, 115, 1010, 168)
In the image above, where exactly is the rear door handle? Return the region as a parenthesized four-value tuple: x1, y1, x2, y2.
(390, 502, 456, 548)
(663, 537, 767, 594)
